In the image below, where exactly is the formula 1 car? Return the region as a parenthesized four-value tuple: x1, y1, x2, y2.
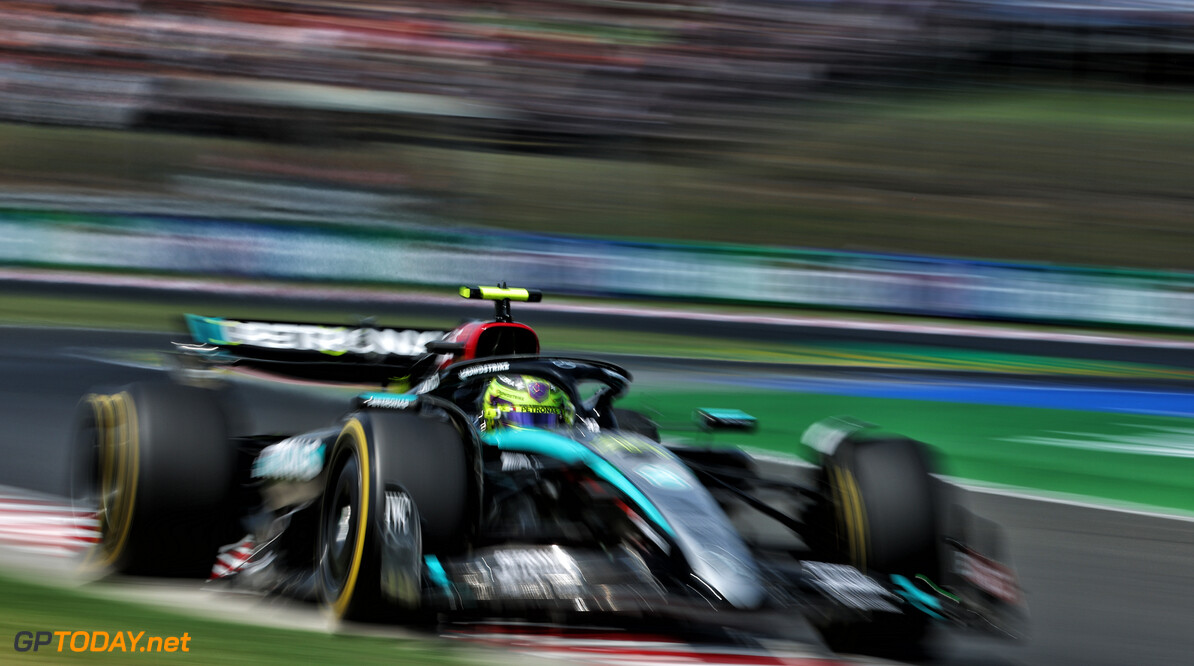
(71, 286, 1025, 655)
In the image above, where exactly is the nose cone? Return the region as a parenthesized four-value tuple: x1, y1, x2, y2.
(675, 522, 769, 610)
(574, 431, 769, 610)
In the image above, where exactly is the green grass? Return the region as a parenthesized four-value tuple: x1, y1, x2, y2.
(4, 85, 1194, 271)
(0, 574, 467, 665)
(618, 385, 1194, 515)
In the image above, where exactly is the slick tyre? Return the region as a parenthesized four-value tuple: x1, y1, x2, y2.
(72, 382, 237, 576)
(815, 436, 944, 657)
(824, 436, 941, 576)
(318, 410, 473, 622)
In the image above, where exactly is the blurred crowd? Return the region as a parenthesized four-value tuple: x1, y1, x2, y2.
(0, 0, 955, 141)
(2, 0, 1193, 142)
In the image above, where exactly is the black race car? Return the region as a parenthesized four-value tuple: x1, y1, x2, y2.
(71, 286, 1025, 655)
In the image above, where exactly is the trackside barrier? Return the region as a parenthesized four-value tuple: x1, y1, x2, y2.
(0, 208, 1191, 330)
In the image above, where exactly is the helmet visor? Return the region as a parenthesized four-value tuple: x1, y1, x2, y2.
(496, 410, 565, 429)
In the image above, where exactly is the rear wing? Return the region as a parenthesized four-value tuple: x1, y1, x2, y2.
(182, 314, 447, 385)
(179, 285, 544, 385)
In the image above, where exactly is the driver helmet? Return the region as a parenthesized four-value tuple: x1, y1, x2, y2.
(481, 374, 574, 431)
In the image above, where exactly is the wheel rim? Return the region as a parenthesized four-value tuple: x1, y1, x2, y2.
(323, 452, 362, 596)
(831, 465, 868, 572)
(78, 393, 138, 570)
(320, 419, 375, 619)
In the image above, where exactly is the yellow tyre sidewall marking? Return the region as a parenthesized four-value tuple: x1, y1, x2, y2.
(331, 418, 371, 619)
(82, 394, 109, 570)
(829, 465, 847, 559)
(86, 392, 139, 569)
(832, 465, 868, 573)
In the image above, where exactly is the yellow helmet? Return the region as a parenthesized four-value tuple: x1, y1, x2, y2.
(481, 375, 574, 431)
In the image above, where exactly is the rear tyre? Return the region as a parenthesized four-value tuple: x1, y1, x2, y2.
(318, 410, 473, 622)
(813, 435, 944, 657)
(72, 382, 237, 576)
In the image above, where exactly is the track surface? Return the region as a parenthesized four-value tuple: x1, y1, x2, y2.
(2, 324, 1193, 665)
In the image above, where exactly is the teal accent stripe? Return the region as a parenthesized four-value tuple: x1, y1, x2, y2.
(424, 555, 452, 591)
(892, 574, 944, 620)
(184, 313, 234, 346)
(483, 430, 675, 537)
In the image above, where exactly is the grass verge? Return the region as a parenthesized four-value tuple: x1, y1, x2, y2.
(0, 574, 467, 665)
(620, 385, 1194, 514)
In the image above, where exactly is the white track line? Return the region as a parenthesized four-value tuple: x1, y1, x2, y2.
(745, 449, 1194, 524)
(945, 477, 1194, 524)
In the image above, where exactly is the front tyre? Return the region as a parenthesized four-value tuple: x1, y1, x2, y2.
(318, 411, 471, 622)
(320, 419, 389, 620)
(814, 435, 945, 657)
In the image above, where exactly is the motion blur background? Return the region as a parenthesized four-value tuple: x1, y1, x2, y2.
(2, 0, 1194, 328)
(2, 5, 1194, 665)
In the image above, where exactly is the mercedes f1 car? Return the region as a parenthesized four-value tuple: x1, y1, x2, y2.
(71, 286, 1025, 655)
